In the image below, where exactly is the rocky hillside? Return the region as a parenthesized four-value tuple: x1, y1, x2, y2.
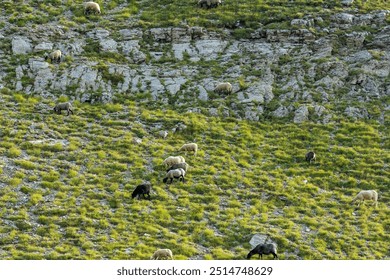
(0, 1, 389, 260)
(0, 1, 389, 123)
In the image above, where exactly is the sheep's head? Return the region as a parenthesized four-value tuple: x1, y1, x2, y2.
(246, 251, 254, 259)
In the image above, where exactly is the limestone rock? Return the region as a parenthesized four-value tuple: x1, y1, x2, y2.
(293, 105, 309, 123)
(12, 37, 32, 54)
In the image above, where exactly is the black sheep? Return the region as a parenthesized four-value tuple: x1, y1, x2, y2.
(305, 151, 316, 163)
(132, 183, 151, 200)
(247, 243, 278, 259)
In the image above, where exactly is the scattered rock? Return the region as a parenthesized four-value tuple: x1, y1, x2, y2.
(12, 36, 32, 54)
(0, 10, 388, 123)
(293, 105, 309, 123)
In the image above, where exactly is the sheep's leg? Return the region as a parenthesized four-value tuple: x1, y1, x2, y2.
(69, 108, 73, 115)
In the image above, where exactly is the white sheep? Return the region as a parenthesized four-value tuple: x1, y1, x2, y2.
(163, 156, 185, 167)
(198, 0, 222, 9)
(45, 50, 62, 63)
(53, 102, 73, 116)
(150, 249, 174, 260)
(214, 82, 233, 94)
(352, 190, 378, 207)
(179, 143, 198, 156)
(163, 168, 186, 184)
(158, 130, 168, 139)
(84, 1, 101, 15)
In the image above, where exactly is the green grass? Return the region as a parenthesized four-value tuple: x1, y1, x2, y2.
(0, 0, 389, 260)
(1, 1, 389, 33)
(0, 91, 388, 260)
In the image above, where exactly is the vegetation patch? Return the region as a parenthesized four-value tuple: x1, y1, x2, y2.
(0, 90, 388, 260)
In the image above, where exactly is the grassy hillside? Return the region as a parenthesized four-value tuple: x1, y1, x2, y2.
(0, 0, 389, 260)
(0, 89, 388, 259)
(2, 0, 389, 31)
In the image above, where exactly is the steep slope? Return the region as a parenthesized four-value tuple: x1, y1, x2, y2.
(0, 1, 389, 123)
(0, 0, 389, 260)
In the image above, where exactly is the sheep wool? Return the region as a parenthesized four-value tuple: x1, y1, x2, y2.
(150, 249, 173, 260)
(46, 50, 62, 63)
(53, 102, 73, 116)
(167, 162, 189, 173)
(132, 183, 151, 200)
(352, 190, 378, 207)
(179, 143, 198, 156)
(163, 156, 185, 167)
(84, 1, 101, 15)
(214, 82, 233, 94)
(163, 168, 186, 184)
(247, 243, 278, 259)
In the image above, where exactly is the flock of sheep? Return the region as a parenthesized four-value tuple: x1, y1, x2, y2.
(46, 1, 380, 260)
(129, 148, 378, 260)
(130, 143, 198, 260)
(131, 144, 197, 197)
(51, 105, 379, 260)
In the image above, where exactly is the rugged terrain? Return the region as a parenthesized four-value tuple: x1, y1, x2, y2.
(0, 0, 389, 259)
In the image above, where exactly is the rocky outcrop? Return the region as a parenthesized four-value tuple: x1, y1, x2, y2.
(0, 10, 389, 123)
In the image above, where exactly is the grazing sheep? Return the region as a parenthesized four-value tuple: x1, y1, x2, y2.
(132, 183, 151, 200)
(247, 243, 278, 260)
(179, 143, 198, 156)
(45, 50, 62, 63)
(53, 102, 73, 116)
(163, 156, 185, 167)
(163, 168, 186, 184)
(186, 25, 204, 40)
(84, 1, 101, 15)
(198, 0, 222, 9)
(167, 162, 189, 173)
(352, 190, 378, 207)
(158, 130, 168, 139)
(150, 249, 174, 260)
(214, 82, 233, 94)
(305, 151, 316, 163)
